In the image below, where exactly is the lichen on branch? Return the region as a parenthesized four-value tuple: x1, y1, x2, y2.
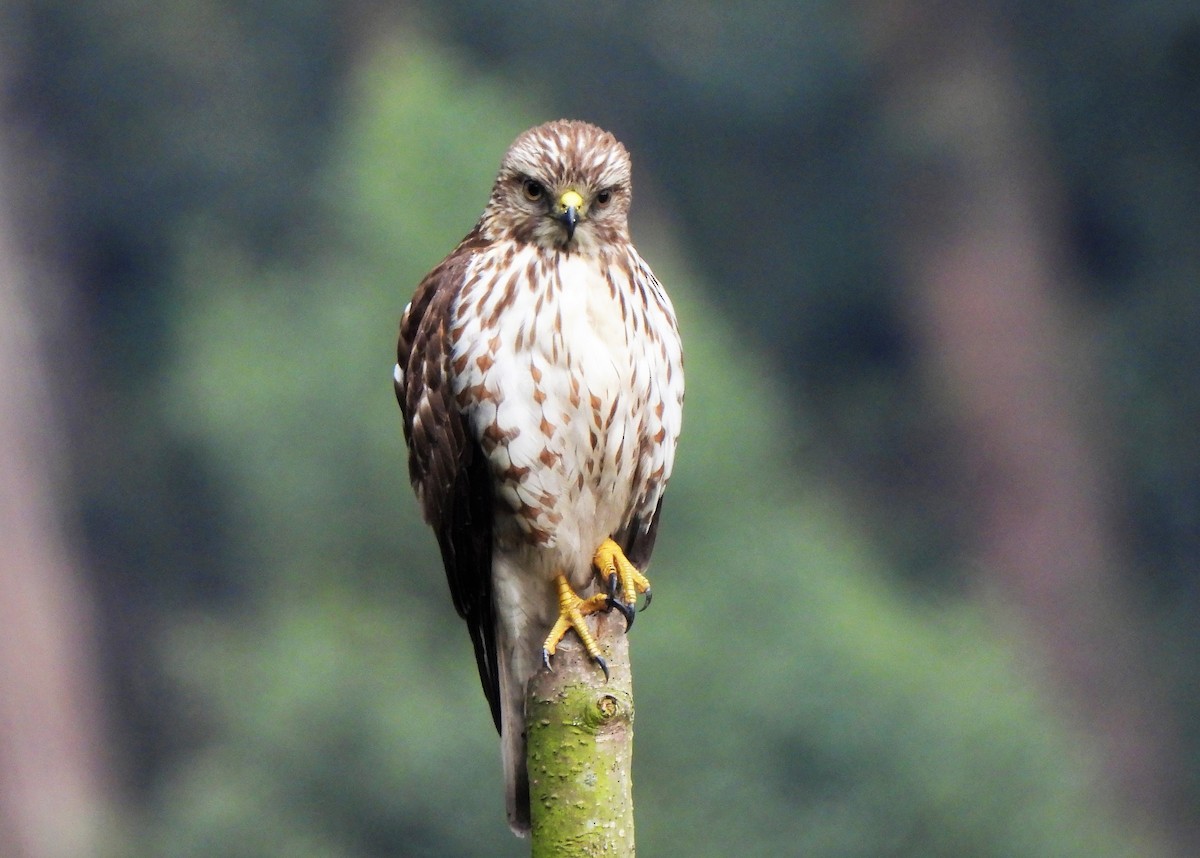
(526, 610, 635, 857)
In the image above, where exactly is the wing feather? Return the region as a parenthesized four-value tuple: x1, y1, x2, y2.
(615, 497, 664, 571)
(396, 233, 502, 730)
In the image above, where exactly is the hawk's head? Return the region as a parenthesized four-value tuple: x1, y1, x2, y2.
(483, 120, 634, 255)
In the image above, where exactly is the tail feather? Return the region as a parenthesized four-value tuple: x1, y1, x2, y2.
(502, 715, 530, 834)
(498, 636, 531, 836)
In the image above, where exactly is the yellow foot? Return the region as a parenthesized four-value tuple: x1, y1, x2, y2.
(593, 538, 652, 629)
(541, 574, 613, 678)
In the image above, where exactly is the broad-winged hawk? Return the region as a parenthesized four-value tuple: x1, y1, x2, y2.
(394, 119, 684, 834)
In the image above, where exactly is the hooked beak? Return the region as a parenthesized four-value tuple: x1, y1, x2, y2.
(555, 189, 584, 241)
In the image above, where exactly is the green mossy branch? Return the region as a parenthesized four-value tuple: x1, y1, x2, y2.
(527, 610, 635, 857)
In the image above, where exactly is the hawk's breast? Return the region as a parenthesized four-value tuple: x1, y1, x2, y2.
(448, 244, 660, 571)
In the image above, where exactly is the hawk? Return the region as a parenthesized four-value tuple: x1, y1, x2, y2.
(394, 119, 684, 835)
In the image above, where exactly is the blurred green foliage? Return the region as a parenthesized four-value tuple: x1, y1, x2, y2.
(111, 39, 1149, 856)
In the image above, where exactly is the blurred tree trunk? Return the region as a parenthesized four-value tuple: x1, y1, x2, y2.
(0, 127, 108, 857)
(858, 3, 1185, 852)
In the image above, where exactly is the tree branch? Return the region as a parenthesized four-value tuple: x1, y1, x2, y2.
(526, 610, 635, 857)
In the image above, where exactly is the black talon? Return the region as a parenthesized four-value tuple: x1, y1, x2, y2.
(594, 655, 610, 681)
(604, 591, 636, 631)
(542, 648, 553, 672)
(640, 587, 653, 611)
(602, 570, 636, 630)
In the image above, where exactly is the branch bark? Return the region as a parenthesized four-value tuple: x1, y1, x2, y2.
(526, 610, 635, 857)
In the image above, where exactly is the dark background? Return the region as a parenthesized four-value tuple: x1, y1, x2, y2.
(1, 2, 1198, 855)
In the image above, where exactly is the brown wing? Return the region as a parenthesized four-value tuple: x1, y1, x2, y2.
(614, 496, 664, 571)
(396, 236, 501, 731)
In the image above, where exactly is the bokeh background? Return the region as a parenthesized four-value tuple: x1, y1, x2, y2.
(1, 2, 1198, 856)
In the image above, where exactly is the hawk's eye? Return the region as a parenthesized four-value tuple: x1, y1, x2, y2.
(595, 188, 613, 207)
(522, 179, 545, 201)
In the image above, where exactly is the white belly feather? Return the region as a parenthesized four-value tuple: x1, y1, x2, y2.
(449, 247, 650, 589)
(447, 242, 680, 651)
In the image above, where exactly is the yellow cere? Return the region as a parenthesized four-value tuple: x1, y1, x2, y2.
(559, 189, 584, 211)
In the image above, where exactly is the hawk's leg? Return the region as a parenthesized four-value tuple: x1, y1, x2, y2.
(541, 575, 613, 679)
(540, 541, 653, 679)
(594, 537, 652, 630)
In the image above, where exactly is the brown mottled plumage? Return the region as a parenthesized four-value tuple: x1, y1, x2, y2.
(394, 120, 684, 835)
